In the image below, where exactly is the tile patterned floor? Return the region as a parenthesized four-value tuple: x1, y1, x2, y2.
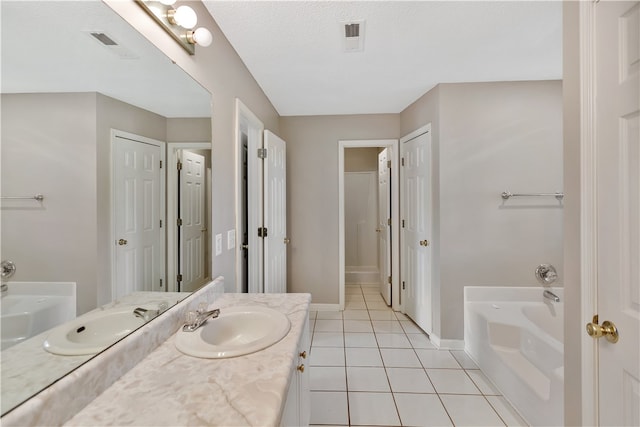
(308, 284, 529, 427)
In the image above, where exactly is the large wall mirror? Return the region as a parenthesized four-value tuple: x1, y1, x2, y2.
(0, 0, 212, 416)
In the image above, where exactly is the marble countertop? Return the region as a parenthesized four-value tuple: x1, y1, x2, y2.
(64, 293, 311, 427)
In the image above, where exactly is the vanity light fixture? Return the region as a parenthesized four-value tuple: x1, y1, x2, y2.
(136, 0, 213, 55)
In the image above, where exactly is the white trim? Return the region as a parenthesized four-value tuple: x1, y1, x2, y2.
(399, 123, 431, 144)
(429, 333, 465, 351)
(579, 1, 598, 425)
(338, 139, 400, 312)
(166, 142, 212, 293)
(234, 99, 264, 293)
(310, 303, 341, 312)
(110, 129, 166, 299)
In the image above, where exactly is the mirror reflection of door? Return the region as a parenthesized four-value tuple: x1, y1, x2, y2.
(112, 131, 165, 300)
(178, 150, 209, 292)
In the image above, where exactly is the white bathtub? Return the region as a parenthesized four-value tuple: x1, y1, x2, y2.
(1, 282, 76, 350)
(464, 286, 563, 427)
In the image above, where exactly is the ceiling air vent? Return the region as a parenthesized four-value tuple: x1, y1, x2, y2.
(84, 31, 139, 60)
(341, 20, 365, 53)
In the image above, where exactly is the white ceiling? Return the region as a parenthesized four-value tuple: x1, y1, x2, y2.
(1, 1, 211, 118)
(204, 1, 562, 116)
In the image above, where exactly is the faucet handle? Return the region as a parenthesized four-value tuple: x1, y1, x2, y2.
(196, 301, 208, 315)
(185, 311, 197, 327)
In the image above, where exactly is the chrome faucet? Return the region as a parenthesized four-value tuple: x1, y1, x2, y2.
(1, 260, 16, 295)
(133, 302, 169, 322)
(543, 290, 560, 303)
(182, 306, 220, 332)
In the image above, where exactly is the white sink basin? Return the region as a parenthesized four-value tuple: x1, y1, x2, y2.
(175, 305, 291, 359)
(43, 307, 145, 356)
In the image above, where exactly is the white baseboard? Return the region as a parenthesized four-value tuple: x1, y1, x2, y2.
(310, 303, 341, 311)
(430, 333, 465, 350)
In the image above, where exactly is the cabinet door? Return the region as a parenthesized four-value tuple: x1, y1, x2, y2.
(298, 316, 311, 426)
(280, 369, 298, 427)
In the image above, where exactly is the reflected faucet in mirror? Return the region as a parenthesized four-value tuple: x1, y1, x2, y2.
(1, 260, 16, 293)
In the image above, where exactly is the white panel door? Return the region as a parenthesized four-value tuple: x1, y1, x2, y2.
(595, 2, 640, 425)
(264, 130, 287, 293)
(180, 150, 207, 292)
(378, 148, 392, 305)
(113, 136, 163, 299)
(401, 131, 432, 334)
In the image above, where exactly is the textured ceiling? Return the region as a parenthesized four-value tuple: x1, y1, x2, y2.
(204, 1, 562, 116)
(1, 1, 211, 118)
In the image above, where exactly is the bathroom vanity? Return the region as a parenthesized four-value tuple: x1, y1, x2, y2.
(1, 278, 311, 427)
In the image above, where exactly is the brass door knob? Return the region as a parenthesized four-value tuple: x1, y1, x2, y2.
(299, 350, 307, 359)
(419, 240, 429, 247)
(586, 316, 619, 343)
(118, 239, 128, 246)
(284, 237, 291, 244)
(297, 364, 305, 373)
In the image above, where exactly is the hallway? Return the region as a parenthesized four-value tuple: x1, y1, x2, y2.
(308, 285, 527, 426)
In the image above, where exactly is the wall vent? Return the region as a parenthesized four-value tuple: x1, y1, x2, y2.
(341, 20, 365, 53)
(84, 31, 139, 60)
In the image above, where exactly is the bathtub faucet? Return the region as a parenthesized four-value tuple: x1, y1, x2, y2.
(543, 290, 560, 303)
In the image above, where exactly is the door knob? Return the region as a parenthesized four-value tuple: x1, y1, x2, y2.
(419, 240, 429, 247)
(586, 315, 619, 343)
(297, 364, 305, 373)
(375, 228, 382, 232)
(242, 244, 249, 250)
(118, 239, 128, 246)
(284, 237, 291, 244)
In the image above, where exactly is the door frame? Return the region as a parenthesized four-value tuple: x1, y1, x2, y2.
(167, 142, 212, 292)
(577, 1, 597, 424)
(234, 99, 264, 293)
(338, 139, 400, 311)
(110, 129, 166, 300)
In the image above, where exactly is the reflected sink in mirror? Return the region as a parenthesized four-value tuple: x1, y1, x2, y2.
(43, 307, 149, 356)
(175, 306, 291, 359)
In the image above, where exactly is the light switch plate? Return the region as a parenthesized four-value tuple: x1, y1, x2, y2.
(227, 230, 235, 250)
(215, 234, 222, 256)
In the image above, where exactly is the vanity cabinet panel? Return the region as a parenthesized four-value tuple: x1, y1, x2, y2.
(281, 314, 310, 427)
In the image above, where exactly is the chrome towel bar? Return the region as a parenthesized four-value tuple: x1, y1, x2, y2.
(1, 194, 45, 201)
(501, 191, 563, 201)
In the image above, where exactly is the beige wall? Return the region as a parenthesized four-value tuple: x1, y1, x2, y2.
(1, 93, 98, 315)
(105, 0, 280, 292)
(437, 81, 563, 340)
(166, 118, 212, 142)
(562, 2, 582, 425)
(345, 147, 379, 172)
(279, 115, 400, 303)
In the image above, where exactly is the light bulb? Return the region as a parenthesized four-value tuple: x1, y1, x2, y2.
(190, 27, 213, 47)
(159, 0, 176, 5)
(174, 5, 197, 29)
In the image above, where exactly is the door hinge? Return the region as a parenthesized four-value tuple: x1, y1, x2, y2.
(177, 274, 182, 283)
(387, 276, 392, 284)
(159, 278, 163, 288)
(387, 160, 391, 169)
(402, 281, 406, 290)
(160, 160, 163, 169)
(258, 227, 268, 238)
(257, 148, 267, 159)
(177, 161, 183, 171)
(160, 220, 163, 228)
(402, 219, 405, 228)
(387, 218, 391, 226)
(401, 157, 405, 166)
(177, 218, 183, 226)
